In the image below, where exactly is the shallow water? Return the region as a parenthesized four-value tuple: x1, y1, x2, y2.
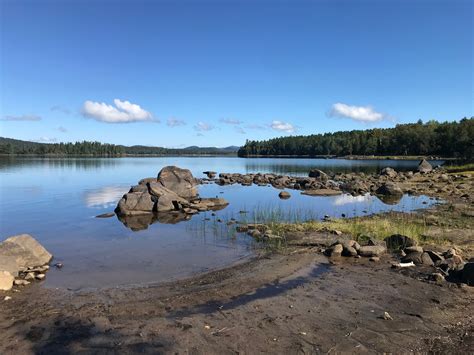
(0, 156, 440, 289)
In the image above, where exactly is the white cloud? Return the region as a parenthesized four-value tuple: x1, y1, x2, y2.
(270, 120, 295, 133)
(167, 117, 186, 127)
(329, 103, 384, 122)
(220, 118, 242, 125)
(81, 99, 155, 123)
(1, 114, 42, 121)
(194, 121, 214, 132)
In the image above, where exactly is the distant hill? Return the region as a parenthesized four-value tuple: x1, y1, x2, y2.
(0, 137, 239, 156)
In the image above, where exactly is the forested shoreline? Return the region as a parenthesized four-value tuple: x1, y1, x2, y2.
(0, 137, 238, 156)
(238, 118, 473, 160)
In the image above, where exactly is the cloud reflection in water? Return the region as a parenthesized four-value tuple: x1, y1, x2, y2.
(84, 186, 128, 208)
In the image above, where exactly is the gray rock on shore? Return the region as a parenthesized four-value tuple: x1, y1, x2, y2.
(417, 159, 433, 174)
(0, 234, 53, 291)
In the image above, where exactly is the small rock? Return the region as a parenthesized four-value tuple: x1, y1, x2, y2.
(95, 212, 115, 218)
(383, 311, 393, 320)
(358, 245, 386, 257)
(327, 244, 343, 256)
(24, 272, 35, 281)
(405, 246, 424, 254)
(369, 257, 380, 262)
(14, 279, 30, 286)
(278, 191, 291, 199)
(4, 296, 12, 301)
(431, 273, 445, 284)
(54, 263, 64, 269)
(0, 271, 14, 291)
(35, 273, 46, 280)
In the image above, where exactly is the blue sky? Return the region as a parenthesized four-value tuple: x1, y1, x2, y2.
(0, 0, 472, 147)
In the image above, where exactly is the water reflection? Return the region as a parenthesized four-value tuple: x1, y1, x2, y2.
(332, 194, 370, 206)
(84, 186, 128, 208)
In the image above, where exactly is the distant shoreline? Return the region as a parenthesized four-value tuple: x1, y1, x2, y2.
(0, 153, 458, 161)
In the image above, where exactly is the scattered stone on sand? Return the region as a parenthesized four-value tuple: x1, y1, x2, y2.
(383, 311, 393, 320)
(326, 243, 343, 257)
(14, 279, 30, 286)
(369, 256, 380, 262)
(431, 273, 445, 284)
(358, 245, 386, 257)
(35, 274, 46, 281)
(0, 271, 14, 291)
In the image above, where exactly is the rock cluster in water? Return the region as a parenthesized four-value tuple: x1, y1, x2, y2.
(115, 166, 229, 229)
(0, 234, 53, 291)
(205, 159, 440, 203)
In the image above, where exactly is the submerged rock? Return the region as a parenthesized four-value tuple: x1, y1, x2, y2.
(279, 191, 291, 199)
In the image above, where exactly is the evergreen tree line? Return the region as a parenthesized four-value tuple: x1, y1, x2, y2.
(238, 118, 474, 159)
(0, 138, 238, 156)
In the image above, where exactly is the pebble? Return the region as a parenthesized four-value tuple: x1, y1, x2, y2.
(14, 280, 30, 286)
(383, 311, 393, 320)
(24, 272, 35, 281)
(4, 296, 12, 301)
(36, 274, 46, 280)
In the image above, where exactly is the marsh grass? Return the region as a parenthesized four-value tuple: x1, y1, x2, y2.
(445, 163, 474, 173)
(268, 212, 430, 244)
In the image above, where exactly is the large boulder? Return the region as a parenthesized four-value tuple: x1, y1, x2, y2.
(376, 182, 403, 196)
(308, 169, 328, 182)
(148, 183, 188, 212)
(417, 159, 433, 174)
(115, 191, 155, 215)
(0, 234, 52, 275)
(157, 166, 198, 199)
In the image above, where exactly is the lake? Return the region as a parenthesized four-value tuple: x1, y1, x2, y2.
(0, 156, 442, 290)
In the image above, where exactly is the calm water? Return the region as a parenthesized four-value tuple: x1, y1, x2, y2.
(0, 157, 441, 289)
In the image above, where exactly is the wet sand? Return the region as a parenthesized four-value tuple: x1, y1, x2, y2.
(1, 245, 473, 354)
